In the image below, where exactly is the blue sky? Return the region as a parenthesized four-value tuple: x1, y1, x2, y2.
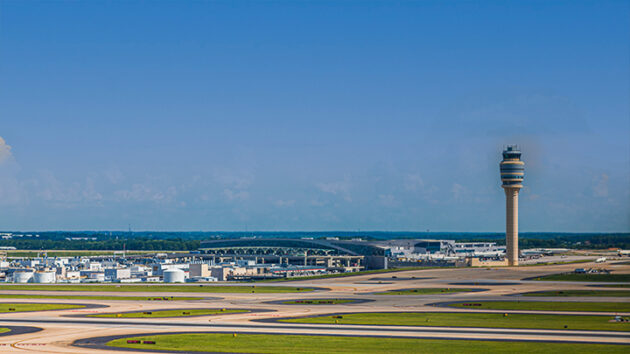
(0, 1, 628, 232)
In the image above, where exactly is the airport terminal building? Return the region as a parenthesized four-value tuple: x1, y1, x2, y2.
(199, 238, 388, 271)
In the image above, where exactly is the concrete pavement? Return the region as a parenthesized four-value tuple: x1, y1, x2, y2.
(0, 260, 628, 353)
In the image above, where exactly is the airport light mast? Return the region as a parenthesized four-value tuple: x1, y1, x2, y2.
(500, 145, 524, 266)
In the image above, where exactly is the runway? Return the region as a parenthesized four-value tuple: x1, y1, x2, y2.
(0, 261, 628, 353)
(2, 317, 629, 342)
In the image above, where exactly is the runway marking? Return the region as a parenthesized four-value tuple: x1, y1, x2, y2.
(11, 337, 45, 352)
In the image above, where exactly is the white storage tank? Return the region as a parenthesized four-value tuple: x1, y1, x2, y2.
(163, 269, 185, 283)
(33, 271, 56, 283)
(13, 271, 34, 283)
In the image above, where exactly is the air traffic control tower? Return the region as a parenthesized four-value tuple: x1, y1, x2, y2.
(500, 145, 524, 266)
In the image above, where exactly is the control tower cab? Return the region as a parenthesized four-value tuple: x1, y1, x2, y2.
(500, 145, 524, 189)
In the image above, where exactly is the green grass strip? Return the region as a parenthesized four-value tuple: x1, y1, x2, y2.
(0, 284, 313, 293)
(0, 328, 10, 334)
(447, 301, 630, 312)
(374, 288, 476, 295)
(522, 290, 630, 297)
(89, 309, 246, 318)
(594, 284, 630, 288)
(0, 294, 203, 301)
(0, 303, 85, 313)
(281, 312, 630, 331)
(107, 333, 629, 353)
(532, 273, 630, 282)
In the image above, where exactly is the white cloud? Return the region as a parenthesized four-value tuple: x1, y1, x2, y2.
(115, 184, 151, 201)
(0, 138, 24, 206)
(378, 194, 397, 207)
(115, 184, 177, 203)
(451, 183, 467, 201)
(224, 189, 249, 201)
(273, 199, 295, 207)
(317, 180, 352, 202)
(213, 170, 253, 202)
(151, 186, 178, 203)
(0, 173, 26, 206)
(310, 198, 327, 207)
(37, 171, 80, 203)
(105, 167, 124, 184)
(0, 137, 13, 164)
(593, 174, 609, 198)
(404, 174, 424, 191)
(30, 172, 106, 207)
(213, 170, 253, 189)
(81, 177, 103, 202)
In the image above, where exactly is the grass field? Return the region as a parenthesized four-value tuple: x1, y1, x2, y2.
(280, 312, 630, 331)
(106, 333, 629, 353)
(521, 290, 630, 297)
(374, 288, 477, 295)
(281, 299, 355, 305)
(446, 301, 630, 312)
(0, 294, 204, 301)
(0, 284, 313, 293)
(531, 273, 630, 282)
(593, 284, 630, 288)
(0, 328, 10, 334)
(88, 309, 247, 318)
(0, 303, 85, 313)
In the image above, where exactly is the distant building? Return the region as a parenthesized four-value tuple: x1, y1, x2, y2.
(189, 263, 210, 277)
(104, 268, 131, 281)
(454, 242, 505, 257)
(413, 240, 455, 254)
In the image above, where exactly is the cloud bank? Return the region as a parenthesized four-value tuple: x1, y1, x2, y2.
(0, 137, 12, 164)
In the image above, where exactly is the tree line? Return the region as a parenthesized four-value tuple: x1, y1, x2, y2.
(0, 238, 200, 251)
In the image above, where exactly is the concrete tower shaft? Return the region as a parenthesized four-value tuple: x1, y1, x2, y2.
(500, 145, 523, 266)
(505, 188, 519, 266)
